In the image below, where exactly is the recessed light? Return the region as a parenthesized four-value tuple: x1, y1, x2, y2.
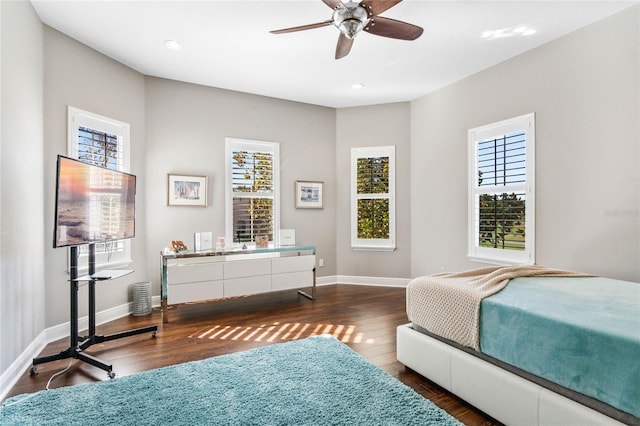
(165, 40, 183, 51)
(352, 83, 364, 90)
(481, 26, 536, 40)
(481, 30, 493, 39)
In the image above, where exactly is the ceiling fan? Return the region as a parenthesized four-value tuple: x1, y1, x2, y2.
(270, 0, 424, 59)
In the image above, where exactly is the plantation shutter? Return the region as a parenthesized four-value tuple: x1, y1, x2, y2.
(68, 106, 131, 263)
(468, 113, 535, 265)
(476, 131, 527, 250)
(231, 147, 275, 243)
(351, 146, 396, 251)
(77, 126, 124, 170)
(356, 156, 391, 239)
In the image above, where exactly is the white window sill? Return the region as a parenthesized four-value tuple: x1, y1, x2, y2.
(352, 246, 397, 252)
(467, 254, 533, 267)
(74, 259, 133, 276)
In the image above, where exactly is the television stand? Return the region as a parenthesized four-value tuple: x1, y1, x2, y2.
(31, 245, 157, 379)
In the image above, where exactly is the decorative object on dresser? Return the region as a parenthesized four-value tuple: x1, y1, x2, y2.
(160, 245, 316, 322)
(279, 229, 296, 246)
(167, 174, 207, 206)
(255, 234, 269, 248)
(193, 232, 213, 251)
(165, 240, 188, 254)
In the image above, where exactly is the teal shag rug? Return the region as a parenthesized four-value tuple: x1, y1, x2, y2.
(1, 335, 461, 425)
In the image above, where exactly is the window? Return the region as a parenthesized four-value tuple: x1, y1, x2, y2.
(351, 146, 396, 251)
(468, 113, 535, 265)
(225, 138, 280, 246)
(67, 106, 132, 268)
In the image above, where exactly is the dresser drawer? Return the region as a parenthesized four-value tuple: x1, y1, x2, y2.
(272, 255, 316, 274)
(223, 259, 271, 279)
(167, 280, 224, 304)
(167, 262, 223, 285)
(272, 271, 313, 291)
(224, 275, 271, 297)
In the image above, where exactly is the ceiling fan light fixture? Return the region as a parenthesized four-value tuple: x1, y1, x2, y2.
(340, 19, 365, 39)
(333, 3, 369, 39)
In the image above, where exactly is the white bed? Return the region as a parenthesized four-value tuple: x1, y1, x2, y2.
(396, 268, 639, 426)
(397, 323, 628, 426)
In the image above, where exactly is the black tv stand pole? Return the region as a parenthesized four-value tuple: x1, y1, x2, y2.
(31, 244, 158, 379)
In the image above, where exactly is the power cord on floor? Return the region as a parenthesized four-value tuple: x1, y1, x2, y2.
(46, 360, 74, 390)
(1, 360, 74, 409)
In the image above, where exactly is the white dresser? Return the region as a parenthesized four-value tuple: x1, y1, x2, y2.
(160, 245, 316, 322)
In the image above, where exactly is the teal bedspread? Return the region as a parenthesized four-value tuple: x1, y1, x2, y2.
(479, 276, 640, 418)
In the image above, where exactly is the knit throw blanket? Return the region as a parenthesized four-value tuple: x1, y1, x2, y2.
(406, 265, 590, 350)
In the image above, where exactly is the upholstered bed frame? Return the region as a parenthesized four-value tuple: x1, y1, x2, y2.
(397, 323, 632, 426)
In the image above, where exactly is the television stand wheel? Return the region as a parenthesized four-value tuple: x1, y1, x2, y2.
(108, 371, 116, 379)
(30, 365, 38, 376)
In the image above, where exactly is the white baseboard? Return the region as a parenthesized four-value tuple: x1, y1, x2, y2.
(0, 330, 48, 403)
(0, 295, 162, 402)
(317, 275, 411, 287)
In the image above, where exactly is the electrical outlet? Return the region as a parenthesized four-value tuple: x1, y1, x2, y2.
(319, 259, 325, 267)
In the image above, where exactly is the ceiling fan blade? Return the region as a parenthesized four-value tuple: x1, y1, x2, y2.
(322, 0, 344, 10)
(270, 20, 333, 34)
(335, 33, 354, 59)
(364, 16, 423, 40)
(360, 0, 403, 16)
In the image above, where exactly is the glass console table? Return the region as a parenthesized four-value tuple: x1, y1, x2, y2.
(160, 245, 316, 322)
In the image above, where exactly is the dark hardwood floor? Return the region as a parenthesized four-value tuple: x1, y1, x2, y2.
(5, 284, 499, 425)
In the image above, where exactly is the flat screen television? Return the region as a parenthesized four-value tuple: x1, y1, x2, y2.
(54, 155, 136, 248)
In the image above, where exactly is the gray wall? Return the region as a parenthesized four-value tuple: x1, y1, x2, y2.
(410, 6, 639, 282)
(336, 103, 411, 279)
(0, 1, 45, 374)
(43, 27, 147, 326)
(144, 77, 337, 294)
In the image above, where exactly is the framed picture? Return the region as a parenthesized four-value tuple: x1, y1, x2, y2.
(295, 180, 323, 209)
(168, 174, 208, 206)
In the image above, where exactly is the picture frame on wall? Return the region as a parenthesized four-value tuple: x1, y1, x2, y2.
(168, 174, 208, 206)
(295, 180, 323, 209)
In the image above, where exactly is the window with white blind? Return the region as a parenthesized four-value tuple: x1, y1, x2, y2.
(351, 146, 396, 251)
(67, 106, 132, 268)
(225, 138, 280, 246)
(468, 113, 535, 265)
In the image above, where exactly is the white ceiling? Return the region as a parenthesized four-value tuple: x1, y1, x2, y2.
(31, 0, 638, 108)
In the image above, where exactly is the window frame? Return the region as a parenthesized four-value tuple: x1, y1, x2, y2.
(350, 145, 396, 251)
(467, 113, 535, 265)
(225, 137, 280, 248)
(67, 106, 132, 269)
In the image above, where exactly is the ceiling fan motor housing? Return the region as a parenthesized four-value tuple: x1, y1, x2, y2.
(333, 2, 369, 39)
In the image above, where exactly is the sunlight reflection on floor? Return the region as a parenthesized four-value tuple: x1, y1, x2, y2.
(189, 322, 374, 344)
